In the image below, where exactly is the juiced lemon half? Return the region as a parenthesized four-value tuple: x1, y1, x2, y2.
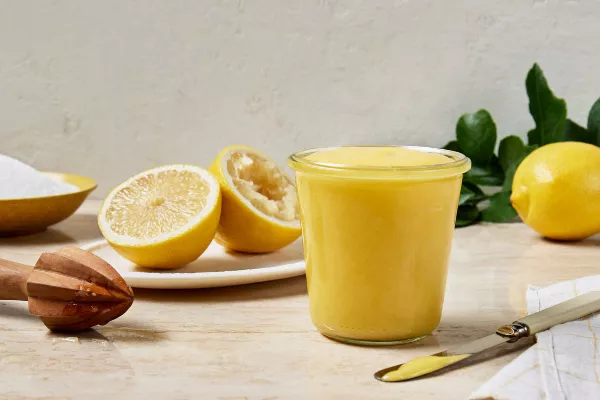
(209, 145, 301, 253)
(98, 165, 221, 269)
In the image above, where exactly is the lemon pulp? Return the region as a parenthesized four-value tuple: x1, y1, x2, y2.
(227, 152, 298, 222)
(104, 170, 210, 239)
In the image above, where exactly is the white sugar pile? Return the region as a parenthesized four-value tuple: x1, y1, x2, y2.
(0, 154, 78, 199)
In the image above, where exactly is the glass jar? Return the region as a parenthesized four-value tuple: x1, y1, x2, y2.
(288, 146, 471, 345)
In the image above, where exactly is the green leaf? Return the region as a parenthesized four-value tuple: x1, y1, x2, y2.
(456, 110, 497, 165)
(563, 119, 595, 144)
(463, 181, 485, 195)
(455, 205, 480, 227)
(526, 63, 567, 146)
(481, 191, 519, 223)
(458, 187, 476, 206)
(498, 135, 526, 172)
(498, 135, 538, 191)
(502, 145, 537, 191)
(459, 182, 487, 206)
(464, 155, 504, 186)
(587, 97, 600, 146)
(443, 140, 462, 152)
(502, 165, 517, 192)
(527, 128, 539, 146)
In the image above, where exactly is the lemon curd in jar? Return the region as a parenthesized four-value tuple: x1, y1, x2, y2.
(288, 146, 471, 345)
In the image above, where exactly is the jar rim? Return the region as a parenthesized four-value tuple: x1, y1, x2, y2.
(288, 145, 471, 178)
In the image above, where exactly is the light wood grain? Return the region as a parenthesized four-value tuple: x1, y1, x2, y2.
(0, 200, 598, 400)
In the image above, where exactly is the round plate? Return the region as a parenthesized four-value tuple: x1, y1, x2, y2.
(82, 239, 305, 289)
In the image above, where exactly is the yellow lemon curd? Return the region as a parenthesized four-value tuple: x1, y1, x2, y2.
(381, 354, 470, 382)
(288, 146, 470, 344)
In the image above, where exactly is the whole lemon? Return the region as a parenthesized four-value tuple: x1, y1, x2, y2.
(511, 142, 600, 240)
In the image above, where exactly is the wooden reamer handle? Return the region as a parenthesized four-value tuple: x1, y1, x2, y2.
(0, 258, 32, 301)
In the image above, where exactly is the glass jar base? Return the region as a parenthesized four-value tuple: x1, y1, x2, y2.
(321, 332, 426, 346)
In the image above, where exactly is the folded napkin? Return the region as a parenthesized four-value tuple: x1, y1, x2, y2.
(471, 275, 600, 400)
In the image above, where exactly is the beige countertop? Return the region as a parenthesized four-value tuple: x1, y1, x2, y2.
(1, 200, 598, 400)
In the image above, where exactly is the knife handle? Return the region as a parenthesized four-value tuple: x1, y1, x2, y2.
(517, 291, 600, 335)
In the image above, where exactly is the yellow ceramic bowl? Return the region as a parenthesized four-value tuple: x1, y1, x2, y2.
(0, 172, 97, 236)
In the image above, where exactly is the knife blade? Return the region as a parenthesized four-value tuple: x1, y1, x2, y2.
(374, 290, 600, 382)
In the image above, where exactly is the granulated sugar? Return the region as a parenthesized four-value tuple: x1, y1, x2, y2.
(0, 154, 78, 199)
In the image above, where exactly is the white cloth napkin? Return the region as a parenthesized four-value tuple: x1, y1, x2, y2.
(470, 275, 600, 400)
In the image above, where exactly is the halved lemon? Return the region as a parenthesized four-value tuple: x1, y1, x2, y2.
(209, 145, 301, 253)
(98, 165, 221, 269)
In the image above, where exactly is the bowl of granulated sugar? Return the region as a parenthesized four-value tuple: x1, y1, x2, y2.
(0, 154, 97, 236)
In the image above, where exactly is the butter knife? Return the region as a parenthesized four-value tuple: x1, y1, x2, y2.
(375, 290, 600, 382)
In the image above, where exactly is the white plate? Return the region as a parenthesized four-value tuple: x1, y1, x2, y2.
(82, 239, 305, 289)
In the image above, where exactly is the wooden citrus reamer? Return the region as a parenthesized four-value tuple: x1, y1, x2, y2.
(0, 246, 133, 331)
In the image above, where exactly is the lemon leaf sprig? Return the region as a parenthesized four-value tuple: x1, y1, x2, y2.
(445, 63, 600, 227)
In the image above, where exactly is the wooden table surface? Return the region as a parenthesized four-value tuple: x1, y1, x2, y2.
(1, 200, 598, 400)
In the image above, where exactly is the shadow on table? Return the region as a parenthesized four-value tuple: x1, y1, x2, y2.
(0, 213, 103, 247)
(133, 275, 308, 303)
(1, 301, 167, 343)
(542, 234, 600, 248)
(435, 315, 505, 345)
(48, 329, 112, 342)
(96, 322, 170, 343)
(318, 313, 504, 350)
(321, 330, 444, 350)
(0, 301, 32, 321)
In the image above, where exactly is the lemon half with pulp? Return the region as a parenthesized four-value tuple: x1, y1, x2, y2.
(98, 165, 221, 269)
(210, 145, 301, 253)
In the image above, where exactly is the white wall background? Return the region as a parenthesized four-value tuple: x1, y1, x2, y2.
(1, 0, 599, 196)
